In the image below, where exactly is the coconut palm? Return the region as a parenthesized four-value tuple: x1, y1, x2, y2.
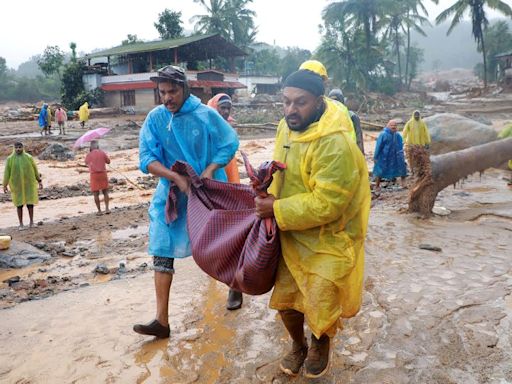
(191, 0, 229, 37)
(435, 0, 512, 87)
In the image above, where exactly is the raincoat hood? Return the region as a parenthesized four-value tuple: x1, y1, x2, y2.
(175, 94, 201, 115)
(285, 97, 346, 143)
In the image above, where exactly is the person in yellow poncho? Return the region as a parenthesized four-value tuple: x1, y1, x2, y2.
(2, 142, 43, 229)
(403, 110, 431, 174)
(498, 124, 512, 183)
(79, 102, 90, 129)
(299, 60, 357, 144)
(255, 70, 371, 378)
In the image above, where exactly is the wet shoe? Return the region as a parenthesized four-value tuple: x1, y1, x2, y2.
(304, 334, 330, 378)
(226, 289, 243, 310)
(133, 319, 170, 338)
(279, 339, 308, 376)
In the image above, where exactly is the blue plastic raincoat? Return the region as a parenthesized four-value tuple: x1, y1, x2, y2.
(139, 95, 239, 258)
(373, 127, 407, 179)
(38, 105, 48, 128)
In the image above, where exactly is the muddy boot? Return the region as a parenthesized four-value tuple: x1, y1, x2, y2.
(279, 310, 308, 376)
(304, 334, 330, 378)
(133, 319, 170, 338)
(226, 289, 243, 310)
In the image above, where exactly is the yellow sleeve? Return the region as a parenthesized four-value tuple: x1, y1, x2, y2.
(3, 157, 11, 187)
(402, 122, 410, 142)
(30, 157, 40, 181)
(274, 134, 360, 231)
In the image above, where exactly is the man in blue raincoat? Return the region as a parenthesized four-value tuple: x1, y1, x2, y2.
(134, 66, 239, 338)
(372, 119, 407, 190)
(38, 104, 49, 136)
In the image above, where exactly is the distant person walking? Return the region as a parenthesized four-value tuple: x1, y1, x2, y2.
(38, 104, 49, 136)
(403, 110, 431, 174)
(79, 102, 90, 129)
(46, 105, 53, 135)
(207, 92, 244, 310)
(55, 106, 67, 135)
(84, 141, 110, 215)
(373, 120, 407, 191)
(2, 142, 43, 230)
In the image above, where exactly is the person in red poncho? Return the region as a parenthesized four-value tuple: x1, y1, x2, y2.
(207, 93, 244, 310)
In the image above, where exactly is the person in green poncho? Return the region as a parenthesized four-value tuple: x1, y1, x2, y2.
(2, 142, 43, 229)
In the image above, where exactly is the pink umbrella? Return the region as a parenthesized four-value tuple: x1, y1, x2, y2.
(73, 127, 110, 149)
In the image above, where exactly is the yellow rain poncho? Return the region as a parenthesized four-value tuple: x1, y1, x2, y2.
(498, 124, 512, 169)
(402, 112, 431, 145)
(327, 97, 357, 143)
(269, 97, 371, 338)
(79, 102, 90, 122)
(3, 151, 40, 207)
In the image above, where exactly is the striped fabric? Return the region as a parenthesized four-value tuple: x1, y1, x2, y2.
(167, 155, 285, 295)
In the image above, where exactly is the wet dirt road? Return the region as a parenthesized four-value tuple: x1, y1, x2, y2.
(1, 170, 511, 383)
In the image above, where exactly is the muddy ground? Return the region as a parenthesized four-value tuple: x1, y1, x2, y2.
(0, 94, 511, 383)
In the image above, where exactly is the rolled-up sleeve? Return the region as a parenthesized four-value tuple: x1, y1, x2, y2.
(139, 114, 163, 174)
(209, 111, 239, 166)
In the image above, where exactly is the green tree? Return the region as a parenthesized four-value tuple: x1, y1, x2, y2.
(279, 48, 311, 80)
(154, 9, 184, 40)
(69, 42, 77, 63)
(478, 20, 512, 82)
(122, 34, 143, 45)
(192, 0, 256, 48)
(247, 48, 280, 75)
(436, 0, 512, 87)
(37, 45, 64, 79)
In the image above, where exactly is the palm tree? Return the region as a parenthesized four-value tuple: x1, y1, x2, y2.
(435, 0, 512, 87)
(191, 0, 229, 37)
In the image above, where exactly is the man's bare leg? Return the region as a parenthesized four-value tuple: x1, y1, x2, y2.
(16, 206, 23, 229)
(155, 271, 172, 326)
(93, 191, 101, 214)
(102, 189, 110, 213)
(27, 205, 34, 227)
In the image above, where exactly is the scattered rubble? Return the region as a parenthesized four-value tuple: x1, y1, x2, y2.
(0, 241, 52, 268)
(38, 143, 75, 161)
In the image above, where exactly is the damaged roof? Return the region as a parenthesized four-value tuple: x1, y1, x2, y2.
(84, 33, 247, 60)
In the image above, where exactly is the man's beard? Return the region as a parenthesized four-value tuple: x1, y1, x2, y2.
(286, 106, 324, 132)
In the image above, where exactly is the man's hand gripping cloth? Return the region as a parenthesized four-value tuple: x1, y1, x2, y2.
(166, 153, 285, 295)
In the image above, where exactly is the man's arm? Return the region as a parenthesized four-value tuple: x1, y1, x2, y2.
(147, 161, 189, 193)
(2, 158, 10, 193)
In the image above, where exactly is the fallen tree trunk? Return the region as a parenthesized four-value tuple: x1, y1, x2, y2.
(408, 137, 512, 215)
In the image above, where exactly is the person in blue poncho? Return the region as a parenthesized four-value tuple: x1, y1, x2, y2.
(38, 104, 49, 136)
(373, 119, 407, 191)
(133, 66, 239, 338)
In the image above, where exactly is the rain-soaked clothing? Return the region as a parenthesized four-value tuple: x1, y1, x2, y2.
(38, 105, 48, 128)
(79, 102, 90, 123)
(3, 151, 40, 207)
(207, 93, 240, 183)
(327, 98, 357, 143)
(139, 94, 239, 258)
(373, 127, 407, 179)
(403, 113, 431, 146)
(268, 97, 371, 338)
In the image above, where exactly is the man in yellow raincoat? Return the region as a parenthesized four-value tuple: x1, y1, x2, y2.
(255, 70, 370, 378)
(2, 142, 43, 229)
(79, 101, 90, 129)
(403, 110, 431, 173)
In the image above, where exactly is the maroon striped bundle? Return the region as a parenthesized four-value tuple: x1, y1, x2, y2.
(169, 155, 285, 295)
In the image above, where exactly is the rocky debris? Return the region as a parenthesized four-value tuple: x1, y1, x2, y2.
(426, 113, 498, 155)
(94, 263, 110, 275)
(419, 244, 443, 252)
(3, 276, 20, 286)
(0, 241, 52, 269)
(38, 143, 75, 161)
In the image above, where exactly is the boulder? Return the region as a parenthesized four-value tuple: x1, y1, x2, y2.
(0, 241, 52, 269)
(38, 143, 75, 161)
(425, 113, 497, 155)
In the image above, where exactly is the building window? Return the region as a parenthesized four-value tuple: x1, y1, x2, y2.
(121, 90, 135, 106)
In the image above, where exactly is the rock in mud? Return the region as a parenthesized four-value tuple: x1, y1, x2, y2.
(4, 276, 21, 286)
(0, 241, 52, 269)
(94, 264, 110, 275)
(419, 244, 442, 252)
(38, 143, 75, 161)
(425, 113, 497, 155)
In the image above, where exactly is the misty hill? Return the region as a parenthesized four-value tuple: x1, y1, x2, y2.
(412, 19, 512, 72)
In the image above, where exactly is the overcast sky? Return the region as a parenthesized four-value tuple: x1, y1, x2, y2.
(1, 0, 510, 69)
